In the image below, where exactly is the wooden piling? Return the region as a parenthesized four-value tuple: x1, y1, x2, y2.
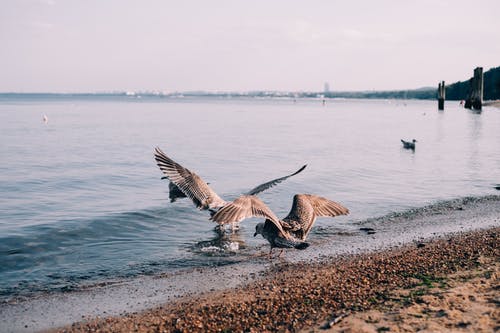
(464, 67, 483, 110)
(438, 81, 445, 110)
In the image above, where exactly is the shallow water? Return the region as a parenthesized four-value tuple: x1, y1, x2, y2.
(1, 95, 499, 301)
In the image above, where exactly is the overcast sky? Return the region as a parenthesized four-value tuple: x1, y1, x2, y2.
(1, 0, 499, 93)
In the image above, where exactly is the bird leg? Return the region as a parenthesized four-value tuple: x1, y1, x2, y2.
(251, 251, 269, 258)
(215, 224, 226, 234)
(230, 222, 240, 233)
(268, 248, 274, 260)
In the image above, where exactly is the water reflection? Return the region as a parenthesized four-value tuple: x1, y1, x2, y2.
(467, 110, 483, 179)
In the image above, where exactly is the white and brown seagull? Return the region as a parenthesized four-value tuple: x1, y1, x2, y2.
(154, 147, 306, 228)
(210, 194, 349, 258)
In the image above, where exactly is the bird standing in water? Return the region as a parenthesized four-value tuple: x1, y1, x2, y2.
(211, 194, 349, 258)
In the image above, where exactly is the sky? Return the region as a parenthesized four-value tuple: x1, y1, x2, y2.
(1, 0, 499, 93)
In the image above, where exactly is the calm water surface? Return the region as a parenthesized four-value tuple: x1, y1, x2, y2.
(0, 96, 499, 300)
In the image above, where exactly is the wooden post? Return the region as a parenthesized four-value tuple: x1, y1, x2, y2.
(472, 67, 483, 110)
(464, 67, 483, 110)
(438, 80, 445, 110)
(464, 78, 473, 109)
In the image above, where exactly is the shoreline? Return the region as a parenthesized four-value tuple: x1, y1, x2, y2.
(1, 195, 499, 332)
(483, 100, 500, 108)
(57, 227, 499, 333)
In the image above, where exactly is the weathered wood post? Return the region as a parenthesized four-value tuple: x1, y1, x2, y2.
(438, 81, 445, 110)
(472, 67, 483, 110)
(464, 67, 483, 110)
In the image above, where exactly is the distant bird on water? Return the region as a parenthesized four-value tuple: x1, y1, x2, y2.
(401, 139, 417, 150)
(43, 114, 48, 124)
(210, 194, 349, 258)
(153, 147, 307, 227)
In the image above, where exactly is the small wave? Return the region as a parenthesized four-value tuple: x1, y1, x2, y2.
(0, 207, 205, 297)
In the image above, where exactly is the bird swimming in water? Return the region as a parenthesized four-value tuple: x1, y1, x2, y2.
(153, 147, 307, 228)
(401, 139, 417, 150)
(210, 194, 349, 258)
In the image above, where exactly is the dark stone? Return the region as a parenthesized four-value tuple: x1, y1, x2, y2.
(456, 321, 471, 328)
(360, 227, 376, 235)
(435, 309, 448, 318)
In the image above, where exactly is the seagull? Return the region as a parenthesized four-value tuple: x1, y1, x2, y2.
(254, 221, 310, 258)
(210, 194, 349, 257)
(153, 147, 307, 226)
(401, 139, 417, 150)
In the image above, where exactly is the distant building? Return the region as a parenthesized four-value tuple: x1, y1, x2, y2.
(324, 82, 330, 94)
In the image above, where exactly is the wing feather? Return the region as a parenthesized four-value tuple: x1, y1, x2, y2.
(303, 194, 350, 217)
(210, 195, 291, 239)
(283, 194, 349, 240)
(245, 165, 307, 195)
(154, 147, 226, 209)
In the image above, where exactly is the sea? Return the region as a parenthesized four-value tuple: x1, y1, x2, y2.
(1, 94, 499, 303)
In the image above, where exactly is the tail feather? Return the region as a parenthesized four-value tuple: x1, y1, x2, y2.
(275, 237, 309, 250)
(294, 242, 309, 250)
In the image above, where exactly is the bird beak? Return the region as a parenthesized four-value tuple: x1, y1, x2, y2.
(253, 232, 257, 237)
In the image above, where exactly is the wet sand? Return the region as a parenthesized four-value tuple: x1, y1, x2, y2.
(55, 229, 499, 332)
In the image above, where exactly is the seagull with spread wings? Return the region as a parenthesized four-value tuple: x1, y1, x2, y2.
(210, 194, 349, 257)
(154, 147, 306, 229)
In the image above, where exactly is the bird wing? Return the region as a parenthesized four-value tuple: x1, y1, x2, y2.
(168, 181, 187, 202)
(284, 194, 349, 239)
(245, 165, 307, 196)
(154, 147, 226, 210)
(303, 194, 350, 217)
(210, 195, 291, 239)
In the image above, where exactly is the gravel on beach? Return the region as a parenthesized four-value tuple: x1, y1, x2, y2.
(57, 227, 499, 333)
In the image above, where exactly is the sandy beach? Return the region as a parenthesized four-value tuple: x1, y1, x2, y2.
(308, 256, 498, 332)
(49, 200, 499, 332)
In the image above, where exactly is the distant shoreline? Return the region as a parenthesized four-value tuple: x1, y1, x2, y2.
(2, 92, 500, 105)
(484, 100, 500, 108)
(2, 92, 437, 99)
